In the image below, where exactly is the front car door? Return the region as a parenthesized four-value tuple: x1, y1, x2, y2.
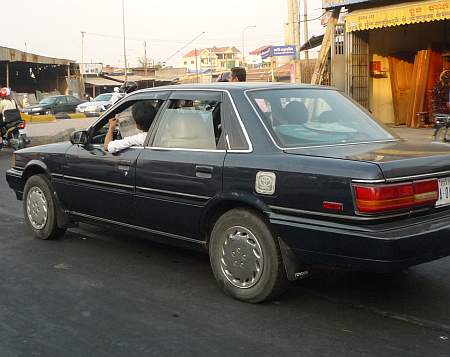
(59, 91, 169, 224)
(54, 96, 68, 113)
(135, 91, 226, 240)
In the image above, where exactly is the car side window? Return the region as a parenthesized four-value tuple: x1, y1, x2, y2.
(56, 97, 67, 105)
(90, 99, 163, 145)
(222, 95, 249, 151)
(68, 96, 79, 104)
(152, 98, 223, 150)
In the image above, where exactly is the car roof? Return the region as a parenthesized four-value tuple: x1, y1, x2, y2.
(134, 82, 336, 94)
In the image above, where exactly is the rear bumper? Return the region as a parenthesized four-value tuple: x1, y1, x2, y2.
(270, 210, 450, 274)
(6, 168, 24, 200)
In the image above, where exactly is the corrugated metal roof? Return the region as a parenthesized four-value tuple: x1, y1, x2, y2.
(299, 35, 324, 51)
(84, 77, 123, 86)
(104, 74, 156, 82)
(0, 46, 73, 65)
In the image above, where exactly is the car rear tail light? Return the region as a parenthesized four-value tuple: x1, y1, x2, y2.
(354, 179, 438, 214)
(18, 122, 25, 129)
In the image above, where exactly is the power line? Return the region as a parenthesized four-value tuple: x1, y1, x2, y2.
(299, 11, 327, 22)
(81, 31, 302, 44)
(163, 31, 206, 63)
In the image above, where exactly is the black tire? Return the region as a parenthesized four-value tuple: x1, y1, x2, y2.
(209, 208, 288, 303)
(23, 174, 66, 240)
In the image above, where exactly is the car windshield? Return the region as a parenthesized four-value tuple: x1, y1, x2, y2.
(94, 93, 113, 102)
(39, 97, 57, 105)
(247, 88, 397, 148)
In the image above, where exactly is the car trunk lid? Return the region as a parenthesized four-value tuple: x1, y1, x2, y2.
(284, 140, 450, 180)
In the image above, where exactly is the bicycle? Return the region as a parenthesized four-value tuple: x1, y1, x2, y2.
(433, 114, 450, 142)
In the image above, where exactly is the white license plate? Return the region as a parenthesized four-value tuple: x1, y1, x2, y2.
(19, 129, 27, 135)
(436, 177, 450, 206)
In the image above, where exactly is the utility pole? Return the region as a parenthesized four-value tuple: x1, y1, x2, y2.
(303, 0, 310, 81)
(195, 48, 199, 83)
(242, 25, 256, 67)
(122, 0, 128, 82)
(81, 31, 86, 96)
(144, 40, 148, 76)
(209, 49, 213, 83)
(287, 0, 301, 82)
(5, 63, 9, 88)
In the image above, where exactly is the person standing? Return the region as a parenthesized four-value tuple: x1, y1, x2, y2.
(432, 70, 450, 117)
(111, 87, 123, 104)
(230, 67, 247, 82)
(0, 88, 17, 113)
(0, 87, 18, 148)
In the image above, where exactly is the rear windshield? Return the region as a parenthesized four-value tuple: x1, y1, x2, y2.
(247, 88, 396, 148)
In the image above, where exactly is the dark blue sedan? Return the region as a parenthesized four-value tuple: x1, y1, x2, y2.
(6, 83, 450, 302)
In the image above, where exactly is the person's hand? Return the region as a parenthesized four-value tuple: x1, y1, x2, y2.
(108, 117, 118, 130)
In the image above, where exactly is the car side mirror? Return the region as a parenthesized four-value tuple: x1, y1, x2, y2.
(70, 130, 88, 145)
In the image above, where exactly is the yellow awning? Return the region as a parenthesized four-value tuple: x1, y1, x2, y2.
(346, 0, 450, 32)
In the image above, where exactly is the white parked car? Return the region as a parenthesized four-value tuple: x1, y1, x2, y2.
(76, 93, 114, 115)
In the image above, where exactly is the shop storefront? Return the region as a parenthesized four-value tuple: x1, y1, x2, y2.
(326, 0, 450, 127)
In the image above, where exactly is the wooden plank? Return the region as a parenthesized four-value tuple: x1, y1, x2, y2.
(408, 49, 432, 127)
(389, 56, 414, 125)
(311, 9, 340, 85)
(389, 57, 401, 125)
(406, 53, 420, 127)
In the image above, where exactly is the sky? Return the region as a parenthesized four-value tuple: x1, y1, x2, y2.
(2, 0, 325, 67)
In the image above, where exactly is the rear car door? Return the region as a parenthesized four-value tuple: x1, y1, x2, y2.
(135, 91, 226, 240)
(60, 91, 169, 224)
(67, 96, 81, 112)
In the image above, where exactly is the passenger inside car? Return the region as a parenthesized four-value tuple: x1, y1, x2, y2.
(104, 101, 157, 153)
(283, 101, 308, 125)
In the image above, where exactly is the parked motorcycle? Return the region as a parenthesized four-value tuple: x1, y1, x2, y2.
(0, 109, 30, 150)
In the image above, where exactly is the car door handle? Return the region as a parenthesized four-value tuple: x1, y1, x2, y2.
(196, 165, 213, 178)
(118, 160, 132, 171)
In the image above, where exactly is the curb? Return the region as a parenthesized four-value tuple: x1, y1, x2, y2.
(21, 113, 88, 123)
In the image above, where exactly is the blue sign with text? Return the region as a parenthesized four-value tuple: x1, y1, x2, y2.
(261, 46, 296, 60)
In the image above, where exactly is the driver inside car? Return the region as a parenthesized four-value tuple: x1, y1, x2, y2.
(104, 101, 156, 153)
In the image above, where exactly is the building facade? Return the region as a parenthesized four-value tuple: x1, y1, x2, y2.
(180, 47, 242, 73)
(324, 0, 450, 127)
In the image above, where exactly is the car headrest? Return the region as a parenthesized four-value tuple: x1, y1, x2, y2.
(162, 110, 216, 150)
(284, 101, 308, 124)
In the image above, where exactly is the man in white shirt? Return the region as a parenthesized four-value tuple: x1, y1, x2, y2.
(0, 88, 18, 148)
(104, 101, 157, 153)
(0, 88, 17, 114)
(110, 87, 123, 104)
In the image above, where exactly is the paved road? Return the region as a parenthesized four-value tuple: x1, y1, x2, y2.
(0, 149, 449, 357)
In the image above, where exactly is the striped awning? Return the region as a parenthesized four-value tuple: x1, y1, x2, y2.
(346, 0, 450, 32)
